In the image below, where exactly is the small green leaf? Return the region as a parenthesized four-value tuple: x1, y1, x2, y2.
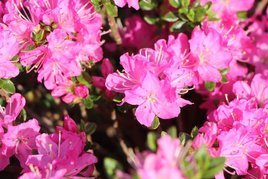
(85, 122, 97, 135)
(21, 108, 27, 121)
(170, 21, 186, 32)
(190, 126, 198, 138)
(149, 116, 160, 129)
(144, 16, 160, 25)
(169, 0, 180, 8)
(221, 75, 228, 83)
(237, 11, 247, 20)
(162, 12, 179, 22)
(203, 157, 226, 178)
(220, 68, 230, 75)
(76, 74, 91, 88)
(186, 9, 195, 22)
(83, 97, 94, 109)
(205, 82, 216, 91)
(194, 6, 206, 22)
(181, 0, 190, 8)
(146, 132, 157, 151)
(139, 0, 157, 11)
(105, 2, 118, 17)
(167, 126, 177, 138)
(104, 157, 123, 178)
(0, 79, 15, 93)
(179, 132, 191, 145)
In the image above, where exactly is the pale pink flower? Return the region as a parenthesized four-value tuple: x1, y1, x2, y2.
(114, 0, 139, 10)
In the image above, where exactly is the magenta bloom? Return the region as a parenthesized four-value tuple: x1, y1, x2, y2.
(0, 27, 19, 79)
(125, 72, 190, 127)
(189, 26, 232, 83)
(0, 93, 26, 127)
(21, 116, 97, 178)
(3, 119, 40, 168)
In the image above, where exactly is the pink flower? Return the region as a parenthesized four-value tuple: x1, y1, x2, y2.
(114, 0, 139, 10)
(92, 58, 115, 98)
(0, 27, 19, 78)
(124, 72, 190, 127)
(0, 93, 26, 127)
(137, 135, 185, 179)
(74, 85, 89, 98)
(189, 26, 232, 83)
(233, 74, 268, 107)
(22, 117, 97, 178)
(106, 53, 148, 93)
(0, 125, 10, 171)
(120, 15, 159, 51)
(2, 119, 40, 168)
(218, 127, 262, 175)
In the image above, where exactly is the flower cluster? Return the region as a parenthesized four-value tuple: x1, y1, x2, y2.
(0, 93, 97, 178)
(193, 74, 268, 177)
(1, 0, 103, 103)
(105, 16, 249, 126)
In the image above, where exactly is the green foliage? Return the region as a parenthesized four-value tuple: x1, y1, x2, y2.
(104, 157, 123, 179)
(205, 81, 216, 92)
(180, 146, 226, 179)
(105, 1, 118, 17)
(146, 132, 157, 151)
(141, 0, 217, 32)
(167, 126, 177, 138)
(139, 0, 158, 11)
(149, 116, 160, 129)
(0, 79, 15, 94)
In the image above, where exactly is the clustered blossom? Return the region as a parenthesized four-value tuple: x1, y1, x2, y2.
(0, 0, 103, 103)
(105, 21, 241, 126)
(0, 94, 97, 178)
(1, 0, 268, 178)
(193, 79, 268, 177)
(106, 34, 194, 127)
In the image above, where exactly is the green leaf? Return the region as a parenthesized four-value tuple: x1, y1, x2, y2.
(0, 79, 15, 93)
(179, 132, 191, 145)
(169, 0, 180, 8)
(220, 68, 230, 75)
(139, 0, 157, 11)
(205, 82, 216, 91)
(146, 132, 157, 151)
(167, 126, 177, 138)
(144, 16, 160, 25)
(162, 12, 179, 22)
(149, 116, 160, 129)
(221, 75, 228, 83)
(203, 157, 226, 178)
(76, 74, 91, 88)
(21, 108, 27, 121)
(194, 6, 206, 22)
(83, 97, 94, 109)
(237, 11, 247, 20)
(104, 157, 123, 179)
(186, 9, 195, 22)
(181, 0, 190, 8)
(170, 21, 186, 32)
(85, 122, 97, 135)
(105, 2, 118, 17)
(190, 126, 198, 138)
